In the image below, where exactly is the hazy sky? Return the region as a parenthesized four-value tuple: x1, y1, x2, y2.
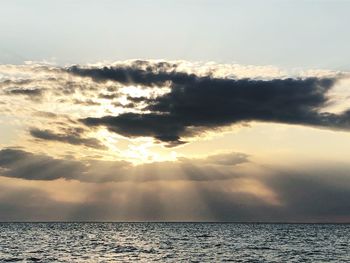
(1, 1, 350, 222)
(1, 0, 350, 69)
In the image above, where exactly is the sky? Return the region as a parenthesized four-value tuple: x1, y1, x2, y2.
(1, 0, 350, 222)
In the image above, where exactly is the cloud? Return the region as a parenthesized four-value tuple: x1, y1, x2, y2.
(72, 99, 101, 106)
(67, 62, 350, 145)
(29, 128, 106, 149)
(6, 87, 43, 96)
(81, 113, 187, 146)
(67, 60, 181, 86)
(0, 148, 247, 183)
(183, 170, 350, 222)
(1, 60, 347, 147)
(4, 87, 44, 101)
(0, 154, 350, 222)
(0, 148, 84, 181)
(261, 167, 350, 221)
(205, 152, 249, 166)
(98, 93, 119, 99)
(2, 61, 350, 222)
(178, 152, 249, 166)
(33, 111, 58, 118)
(0, 148, 350, 222)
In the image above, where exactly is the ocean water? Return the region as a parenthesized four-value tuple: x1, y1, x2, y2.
(0, 223, 349, 262)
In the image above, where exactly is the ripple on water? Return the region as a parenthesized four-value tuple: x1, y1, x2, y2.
(0, 223, 349, 262)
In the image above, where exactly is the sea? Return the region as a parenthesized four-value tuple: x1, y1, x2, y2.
(0, 223, 349, 262)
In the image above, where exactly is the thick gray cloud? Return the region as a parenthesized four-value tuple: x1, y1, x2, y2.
(30, 128, 106, 149)
(0, 148, 84, 181)
(6, 88, 43, 96)
(67, 60, 180, 86)
(68, 62, 350, 145)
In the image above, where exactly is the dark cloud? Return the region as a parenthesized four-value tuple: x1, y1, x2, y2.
(29, 128, 106, 149)
(67, 61, 192, 87)
(0, 148, 84, 181)
(127, 96, 148, 103)
(82, 113, 187, 146)
(98, 93, 119, 99)
(111, 101, 143, 110)
(6, 87, 44, 97)
(0, 79, 33, 87)
(71, 62, 346, 145)
(3, 62, 345, 146)
(72, 99, 101, 106)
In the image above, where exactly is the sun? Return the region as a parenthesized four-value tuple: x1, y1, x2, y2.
(93, 128, 178, 164)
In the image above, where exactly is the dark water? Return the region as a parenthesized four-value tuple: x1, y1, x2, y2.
(0, 223, 349, 262)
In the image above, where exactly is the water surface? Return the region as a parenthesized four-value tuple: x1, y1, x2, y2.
(0, 223, 349, 262)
